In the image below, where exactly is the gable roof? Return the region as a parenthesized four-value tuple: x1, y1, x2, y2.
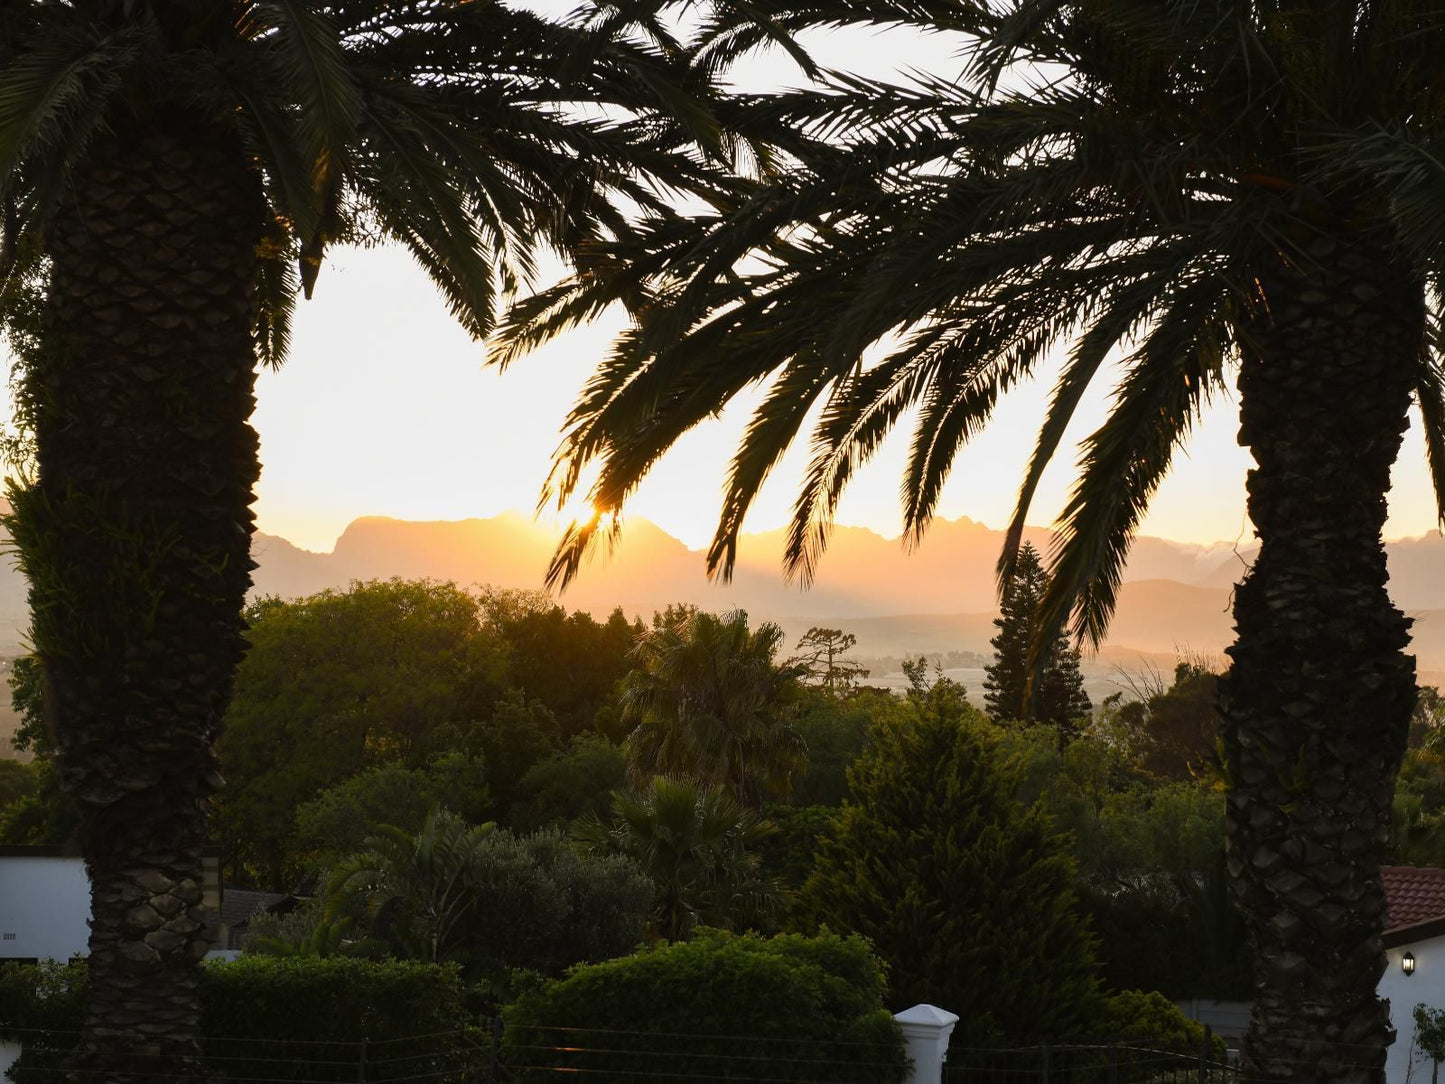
(1382, 866, 1445, 948)
(1383, 867, 1445, 929)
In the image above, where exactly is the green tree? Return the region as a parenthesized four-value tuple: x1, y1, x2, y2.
(1100, 661, 1223, 782)
(480, 591, 642, 739)
(506, 2, 1445, 1072)
(622, 609, 808, 806)
(0, 0, 744, 1070)
(507, 734, 628, 833)
(984, 543, 1092, 741)
(214, 580, 505, 889)
(0, 758, 37, 814)
(788, 686, 901, 806)
(790, 627, 869, 697)
(574, 776, 781, 942)
(803, 699, 1101, 1041)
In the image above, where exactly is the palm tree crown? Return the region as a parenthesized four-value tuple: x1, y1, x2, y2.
(622, 608, 808, 805)
(1, 0, 729, 354)
(499, 3, 1445, 1082)
(517, 0, 1443, 638)
(0, 1, 749, 1077)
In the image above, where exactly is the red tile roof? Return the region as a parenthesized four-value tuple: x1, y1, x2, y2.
(1382, 866, 1445, 930)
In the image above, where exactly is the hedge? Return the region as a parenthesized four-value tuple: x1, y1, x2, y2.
(503, 928, 907, 1082)
(0, 956, 478, 1083)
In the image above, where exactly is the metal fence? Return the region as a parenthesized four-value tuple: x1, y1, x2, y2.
(945, 1040, 1238, 1084)
(2, 1026, 1239, 1084)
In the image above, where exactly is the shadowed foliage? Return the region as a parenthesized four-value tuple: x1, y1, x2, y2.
(0, 0, 763, 1076)
(499, 1, 1445, 1079)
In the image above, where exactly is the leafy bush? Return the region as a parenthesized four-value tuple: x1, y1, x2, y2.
(0, 957, 476, 1083)
(0, 956, 473, 1040)
(503, 929, 906, 1082)
(1093, 990, 1227, 1059)
(464, 828, 650, 974)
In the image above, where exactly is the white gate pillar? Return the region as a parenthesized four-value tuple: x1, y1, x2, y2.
(895, 1003, 959, 1084)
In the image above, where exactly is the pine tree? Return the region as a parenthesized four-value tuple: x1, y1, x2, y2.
(802, 697, 1101, 1042)
(984, 543, 1091, 742)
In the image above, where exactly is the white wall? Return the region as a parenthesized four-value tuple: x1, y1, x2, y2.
(0, 855, 90, 963)
(1382, 937, 1445, 1084)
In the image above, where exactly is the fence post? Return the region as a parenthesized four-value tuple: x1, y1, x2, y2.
(1198, 1025, 1213, 1084)
(357, 1037, 369, 1084)
(895, 1004, 959, 1084)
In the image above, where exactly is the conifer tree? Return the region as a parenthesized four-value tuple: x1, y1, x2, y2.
(802, 697, 1101, 1042)
(984, 543, 1091, 742)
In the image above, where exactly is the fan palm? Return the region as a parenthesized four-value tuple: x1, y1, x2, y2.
(622, 608, 808, 805)
(0, 0, 743, 1075)
(573, 775, 780, 941)
(502, 1, 1445, 1080)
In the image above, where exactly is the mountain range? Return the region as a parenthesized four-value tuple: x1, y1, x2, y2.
(0, 509, 1442, 677)
(246, 512, 1445, 678)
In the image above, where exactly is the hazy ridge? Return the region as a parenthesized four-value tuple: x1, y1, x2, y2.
(0, 508, 1439, 675)
(245, 512, 1445, 675)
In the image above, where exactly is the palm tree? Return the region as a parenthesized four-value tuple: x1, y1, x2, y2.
(503, 2, 1445, 1080)
(573, 775, 780, 941)
(622, 608, 808, 805)
(0, 1, 739, 1075)
(327, 807, 494, 964)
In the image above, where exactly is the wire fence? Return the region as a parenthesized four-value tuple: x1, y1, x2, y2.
(0, 1025, 1244, 1084)
(500, 1021, 907, 1082)
(0, 1026, 501, 1084)
(944, 1040, 1239, 1084)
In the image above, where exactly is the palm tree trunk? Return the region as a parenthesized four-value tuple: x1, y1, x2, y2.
(1220, 233, 1423, 1084)
(10, 111, 262, 1082)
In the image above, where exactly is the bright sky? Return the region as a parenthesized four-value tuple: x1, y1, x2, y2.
(250, 21, 1443, 557)
(11, 18, 1441, 561)
(254, 239, 1440, 556)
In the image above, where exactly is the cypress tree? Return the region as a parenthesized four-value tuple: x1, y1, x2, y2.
(802, 697, 1101, 1043)
(984, 542, 1091, 742)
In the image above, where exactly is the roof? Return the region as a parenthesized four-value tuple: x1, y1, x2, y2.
(1382, 867, 1445, 948)
(219, 889, 290, 932)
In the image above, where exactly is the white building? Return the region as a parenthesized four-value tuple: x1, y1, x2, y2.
(0, 845, 226, 965)
(0, 846, 92, 964)
(1382, 866, 1445, 1084)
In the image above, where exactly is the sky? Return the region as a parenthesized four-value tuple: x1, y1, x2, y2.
(23, 18, 1445, 560)
(248, 16, 1445, 558)
(252, 236, 1440, 557)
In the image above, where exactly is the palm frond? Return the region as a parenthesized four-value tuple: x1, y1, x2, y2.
(0, 31, 136, 188)
(258, 0, 362, 295)
(1036, 267, 1233, 662)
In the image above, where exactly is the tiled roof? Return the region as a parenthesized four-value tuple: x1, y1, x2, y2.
(1382, 866, 1445, 930)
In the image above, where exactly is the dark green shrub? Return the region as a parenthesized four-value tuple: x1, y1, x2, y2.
(1093, 989, 1228, 1059)
(503, 929, 906, 1082)
(0, 957, 477, 1083)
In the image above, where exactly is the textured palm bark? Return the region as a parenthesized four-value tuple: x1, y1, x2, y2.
(19, 112, 262, 1082)
(1220, 233, 1423, 1084)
